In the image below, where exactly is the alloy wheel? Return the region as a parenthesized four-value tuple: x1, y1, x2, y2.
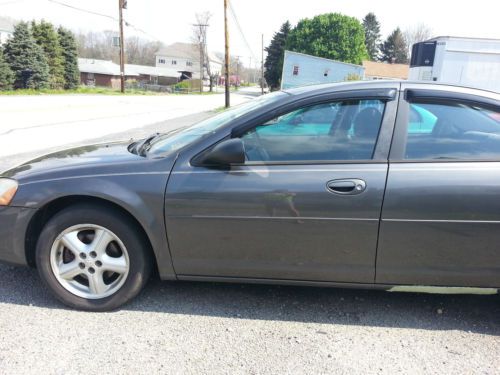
(49, 224, 130, 299)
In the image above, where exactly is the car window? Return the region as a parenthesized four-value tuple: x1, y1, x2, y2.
(147, 91, 287, 155)
(404, 101, 500, 160)
(240, 99, 386, 162)
(408, 104, 437, 134)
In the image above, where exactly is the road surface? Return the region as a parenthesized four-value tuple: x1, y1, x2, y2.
(0, 90, 254, 161)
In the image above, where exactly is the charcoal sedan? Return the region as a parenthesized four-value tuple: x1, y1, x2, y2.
(1, 81, 500, 311)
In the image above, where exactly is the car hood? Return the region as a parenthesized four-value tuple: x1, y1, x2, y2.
(2, 141, 174, 184)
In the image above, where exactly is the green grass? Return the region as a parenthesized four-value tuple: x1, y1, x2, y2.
(0, 86, 231, 96)
(212, 105, 232, 113)
(0, 86, 169, 96)
(0, 86, 224, 96)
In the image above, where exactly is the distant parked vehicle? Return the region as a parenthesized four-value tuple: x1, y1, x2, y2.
(409, 36, 500, 92)
(0, 81, 499, 311)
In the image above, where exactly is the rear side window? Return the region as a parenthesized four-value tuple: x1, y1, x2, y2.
(240, 99, 386, 162)
(403, 101, 500, 160)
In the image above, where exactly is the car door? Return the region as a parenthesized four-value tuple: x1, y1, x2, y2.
(377, 84, 500, 287)
(165, 87, 399, 283)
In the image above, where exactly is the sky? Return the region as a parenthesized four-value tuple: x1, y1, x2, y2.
(1, 0, 500, 67)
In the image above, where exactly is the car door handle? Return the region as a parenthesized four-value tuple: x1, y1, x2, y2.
(326, 179, 366, 195)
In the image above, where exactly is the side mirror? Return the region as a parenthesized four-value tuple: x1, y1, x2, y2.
(197, 138, 245, 166)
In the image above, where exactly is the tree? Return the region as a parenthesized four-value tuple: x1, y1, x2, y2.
(0, 47, 14, 91)
(125, 36, 164, 66)
(404, 23, 433, 57)
(286, 13, 368, 65)
(76, 31, 164, 66)
(191, 12, 216, 91)
(58, 26, 80, 89)
(31, 20, 65, 89)
(76, 30, 119, 63)
(379, 27, 409, 64)
(362, 13, 381, 61)
(264, 21, 291, 90)
(3, 21, 49, 89)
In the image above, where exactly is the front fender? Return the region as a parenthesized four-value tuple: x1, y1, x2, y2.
(12, 172, 176, 279)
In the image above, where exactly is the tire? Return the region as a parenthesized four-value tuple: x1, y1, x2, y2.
(36, 204, 152, 311)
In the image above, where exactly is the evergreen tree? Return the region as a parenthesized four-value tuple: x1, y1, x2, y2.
(379, 28, 409, 64)
(3, 22, 49, 89)
(31, 20, 65, 89)
(362, 13, 381, 61)
(264, 21, 291, 91)
(58, 26, 80, 89)
(0, 47, 14, 90)
(286, 13, 368, 65)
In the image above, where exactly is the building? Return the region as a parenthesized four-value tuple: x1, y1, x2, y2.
(0, 17, 14, 45)
(78, 58, 198, 89)
(409, 36, 500, 92)
(362, 60, 409, 80)
(155, 42, 223, 80)
(125, 64, 194, 86)
(78, 58, 138, 89)
(281, 51, 365, 89)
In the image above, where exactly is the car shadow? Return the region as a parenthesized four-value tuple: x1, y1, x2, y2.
(1, 264, 499, 335)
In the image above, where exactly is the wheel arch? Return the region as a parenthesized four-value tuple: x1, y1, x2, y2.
(25, 195, 158, 275)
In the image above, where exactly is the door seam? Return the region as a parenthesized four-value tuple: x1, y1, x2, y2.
(374, 86, 402, 283)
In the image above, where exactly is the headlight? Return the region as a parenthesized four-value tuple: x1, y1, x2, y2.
(0, 178, 18, 206)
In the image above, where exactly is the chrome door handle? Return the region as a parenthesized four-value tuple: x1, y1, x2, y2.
(326, 179, 366, 195)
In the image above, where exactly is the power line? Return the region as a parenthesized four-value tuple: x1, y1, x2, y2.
(46, 0, 118, 22)
(47, 0, 164, 41)
(0, 0, 27, 6)
(228, 1, 257, 63)
(123, 21, 163, 41)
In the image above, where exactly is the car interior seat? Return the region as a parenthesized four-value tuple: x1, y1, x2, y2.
(352, 107, 383, 139)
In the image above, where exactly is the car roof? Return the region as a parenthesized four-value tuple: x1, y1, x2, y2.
(282, 80, 500, 100)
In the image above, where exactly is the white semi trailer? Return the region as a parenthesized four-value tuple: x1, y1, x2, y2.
(409, 36, 500, 92)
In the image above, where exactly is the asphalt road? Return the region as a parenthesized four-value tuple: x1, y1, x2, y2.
(0, 262, 499, 374)
(1, 93, 500, 374)
(0, 89, 253, 159)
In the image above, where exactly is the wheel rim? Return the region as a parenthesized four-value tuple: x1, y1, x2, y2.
(49, 224, 130, 300)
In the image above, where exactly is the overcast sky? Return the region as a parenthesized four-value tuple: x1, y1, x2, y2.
(1, 0, 500, 67)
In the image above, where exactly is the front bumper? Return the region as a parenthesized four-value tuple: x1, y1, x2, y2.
(0, 206, 37, 266)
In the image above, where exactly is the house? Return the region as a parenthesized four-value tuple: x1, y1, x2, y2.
(0, 17, 15, 45)
(362, 60, 409, 80)
(155, 42, 223, 80)
(281, 51, 365, 89)
(125, 64, 196, 86)
(78, 58, 139, 89)
(78, 58, 198, 89)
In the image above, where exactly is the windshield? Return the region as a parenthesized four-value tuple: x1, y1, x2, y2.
(147, 91, 287, 155)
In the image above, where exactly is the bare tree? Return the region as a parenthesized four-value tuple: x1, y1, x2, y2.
(192, 12, 217, 91)
(76, 31, 164, 66)
(404, 23, 433, 57)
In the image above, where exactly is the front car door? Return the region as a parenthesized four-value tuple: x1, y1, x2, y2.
(165, 85, 399, 283)
(377, 84, 500, 287)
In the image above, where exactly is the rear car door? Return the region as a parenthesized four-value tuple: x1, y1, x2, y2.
(377, 84, 500, 287)
(165, 86, 399, 283)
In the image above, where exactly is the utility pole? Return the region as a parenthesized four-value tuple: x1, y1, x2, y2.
(224, 0, 230, 108)
(248, 56, 252, 84)
(118, 0, 126, 93)
(261, 33, 264, 95)
(235, 55, 241, 90)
